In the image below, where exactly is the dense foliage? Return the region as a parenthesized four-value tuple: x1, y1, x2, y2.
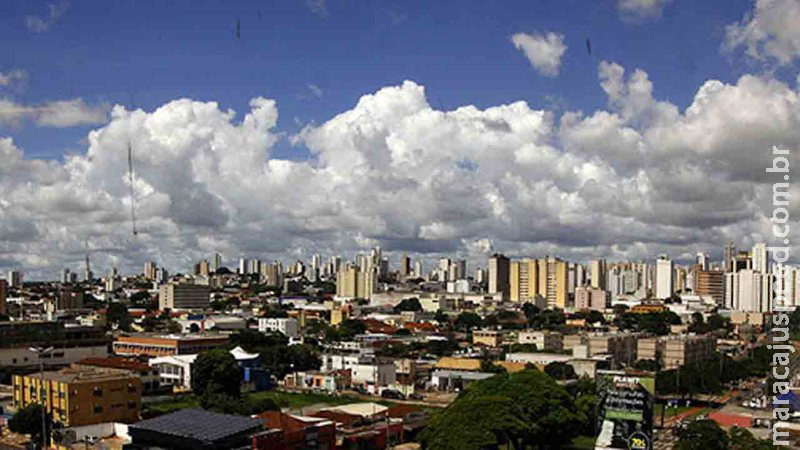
(420, 369, 580, 450)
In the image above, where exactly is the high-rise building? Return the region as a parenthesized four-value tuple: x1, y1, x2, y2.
(607, 267, 623, 298)
(696, 269, 725, 305)
(399, 255, 411, 279)
(238, 258, 247, 275)
(675, 266, 687, 293)
(0, 279, 7, 316)
(590, 259, 606, 290)
(195, 260, 210, 277)
(751, 243, 768, 274)
(621, 269, 639, 295)
(311, 254, 322, 281)
(84, 252, 93, 282)
(724, 241, 735, 273)
(335, 265, 376, 300)
(414, 260, 424, 279)
(61, 268, 71, 284)
(7, 270, 22, 288)
(260, 262, 282, 287)
(144, 262, 158, 281)
(211, 253, 223, 273)
(488, 254, 510, 300)
(774, 266, 799, 308)
(474, 268, 486, 285)
(725, 269, 773, 312)
(438, 258, 451, 283)
(655, 255, 673, 299)
(696, 253, 709, 271)
(538, 257, 568, 308)
(734, 251, 752, 272)
(510, 258, 538, 303)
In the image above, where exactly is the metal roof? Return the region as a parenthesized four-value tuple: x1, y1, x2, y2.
(130, 409, 261, 443)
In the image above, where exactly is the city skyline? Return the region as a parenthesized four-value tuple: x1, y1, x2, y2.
(1, 0, 799, 279)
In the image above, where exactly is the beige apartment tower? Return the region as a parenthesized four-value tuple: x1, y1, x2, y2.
(510, 258, 538, 303)
(538, 257, 568, 308)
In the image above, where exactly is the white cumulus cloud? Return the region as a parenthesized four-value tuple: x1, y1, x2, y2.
(617, 0, 672, 23)
(0, 64, 799, 278)
(725, 0, 800, 66)
(511, 32, 567, 77)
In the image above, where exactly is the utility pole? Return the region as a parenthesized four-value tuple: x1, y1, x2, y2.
(29, 346, 53, 450)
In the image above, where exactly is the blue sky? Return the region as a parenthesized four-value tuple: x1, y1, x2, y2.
(0, 0, 771, 160)
(2, 0, 800, 277)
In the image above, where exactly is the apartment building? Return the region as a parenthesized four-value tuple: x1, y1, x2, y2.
(574, 286, 608, 311)
(158, 283, 211, 310)
(517, 330, 563, 352)
(13, 366, 142, 427)
(637, 334, 716, 370)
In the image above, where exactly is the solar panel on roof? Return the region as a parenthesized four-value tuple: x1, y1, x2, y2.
(131, 409, 261, 442)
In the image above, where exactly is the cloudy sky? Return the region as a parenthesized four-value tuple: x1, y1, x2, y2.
(1, 0, 799, 279)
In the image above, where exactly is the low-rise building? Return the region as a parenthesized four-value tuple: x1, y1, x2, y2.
(112, 333, 229, 357)
(257, 317, 299, 338)
(129, 409, 262, 450)
(255, 411, 337, 450)
(574, 286, 608, 311)
(472, 329, 503, 347)
(637, 334, 716, 369)
(74, 357, 161, 393)
(517, 330, 563, 352)
(158, 283, 211, 311)
(0, 321, 109, 370)
(12, 366, 142, 427)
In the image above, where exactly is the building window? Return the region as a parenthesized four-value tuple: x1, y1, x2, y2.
(93, 387, 103, 397)
(127, 401, 137, 409)
(93, 405, 102, 414)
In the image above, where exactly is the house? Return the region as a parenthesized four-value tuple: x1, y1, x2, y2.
(253, 411, 336, 450)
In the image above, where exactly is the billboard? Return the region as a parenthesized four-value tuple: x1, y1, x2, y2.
(595, 370, 655, 450)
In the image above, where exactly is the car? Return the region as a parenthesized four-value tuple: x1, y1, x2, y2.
(381, 389, 405, 400)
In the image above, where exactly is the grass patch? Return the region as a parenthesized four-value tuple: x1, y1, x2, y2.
(249, 390, 364, 409)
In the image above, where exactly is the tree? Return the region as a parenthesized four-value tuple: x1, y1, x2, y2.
(522, 302, 540, 321)
(8, 403, 51, 439)
(688, 312, 706, 333)
(420, 369, 580, 450)
(191, 349, 241, 398)
(434, 309, 449, 324)
(677, 419, 729, 450)
(480, 359, 507, 374)
(729, 426, 775, 450)
(544, 361, 576, 380)
(632, 359, 659, 372)
(530, 308, 566, 330)
(394, 298, 422, 313)
(106, 302, 132, 331)
(455, 312, 482, 332)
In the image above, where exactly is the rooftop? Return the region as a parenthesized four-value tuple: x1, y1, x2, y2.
(130, 408, 261, 443)
(23, 366, 139, 384)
